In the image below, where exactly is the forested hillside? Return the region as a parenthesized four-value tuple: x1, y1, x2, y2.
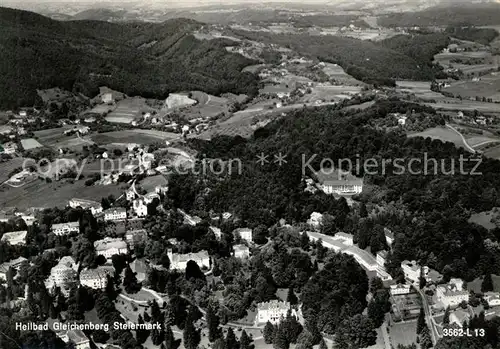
(378, 3, 500, 27)
(231, 30, 448, 85)
(170, 100, 500, 281)
(0, 7, 259, 109)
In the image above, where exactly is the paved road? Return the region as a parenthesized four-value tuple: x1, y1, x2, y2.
(417, 288, 439, 345)
(381, 322, 392, 349)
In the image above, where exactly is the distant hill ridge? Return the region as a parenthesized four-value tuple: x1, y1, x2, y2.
(0, 6, 259, 109)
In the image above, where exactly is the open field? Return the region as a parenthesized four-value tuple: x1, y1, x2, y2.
(179, 91, 232, 120)
(321, 62, 364, 85)
(299, 84, 363, 103)
(442, 72, 500, 102)
(408, 126, 470, 150)
(396, 80, 445, 100)
(0, 158, 27, 183)
(0, 178, 126, 210)
(34, 127, 94, 149)
(92, 130, 180, 145)
(389, 321, 417, 348)
(20, 138, 43, 150)
(104, 97, 153, 124)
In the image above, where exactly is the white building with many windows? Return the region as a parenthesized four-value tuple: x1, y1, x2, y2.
(256, 300, 297, 325)
(104, 207, 127, 221)
(94, 237, 128, 259)
(1, 230, 27, 245)
(484, 292, 500, 307)
(51, 221, 79, 236)
(436, 278, 469, 308)
(69, 198, 103, 215)
(209, 226, 222, 240)
(168, 249, 210, 271)
(79, 266, 114, 289)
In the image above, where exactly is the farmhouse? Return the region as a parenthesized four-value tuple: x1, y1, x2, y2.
(167, 249, 210, 271)
(51, 221, 79, 236)
(79, 266, 114, 289)
(233, 228, 253, 243)
(94, 237, 128, 259)
(1, 230, 27, 245)
(256, 300, 297, 325)
(104, 207, 127, 221)
(69, 198, 103, 215)
(315, 169, 363, 196)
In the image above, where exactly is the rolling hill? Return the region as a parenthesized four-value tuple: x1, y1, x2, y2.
(0, 7, 259, 109)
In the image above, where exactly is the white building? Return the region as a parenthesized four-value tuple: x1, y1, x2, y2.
(307, 212, 323, 229)
(390, 284, 411, 296)
(79, 266, 114, 289)
(126, 188, 136, 201)
(133, 199, 148, 217)
(450, 309, 471, 328)
(104, 207, 127, 221)
(125, 229, 147, 250)
(384, 228, 394, 247)
(333, 232, 354, 246)
(401, 260, 428, 284)
(436, 278, 469, 308)
(168, 249, 210, 271)
(233, 244, 250, 259)
(2, 142, 18, 154)
(484, 292, 500, 307)
(45, 256, 78, 296)
(0, 257, 28, 280)
(69, 198, 103, 215)
(315, 169, 363, 196)
(102, 93, 113, 104)
(1, 230, 27, 245)
(256, 300, 297, 325)
(233, 228, 253, 243)
(94, 237, 128, 259)
(51, 221, 79, 236)
(376, 250, 388, 267)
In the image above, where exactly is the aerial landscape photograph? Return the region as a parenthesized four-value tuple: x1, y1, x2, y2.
(3, 0, 500, 348)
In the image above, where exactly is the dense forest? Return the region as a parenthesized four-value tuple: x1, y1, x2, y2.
(378, 3, 500, 27)
(231, 30, 449, 85)
(166, 100, 500, 281)
(444, 26, 499, 45)
(0, 7, 259, 109)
